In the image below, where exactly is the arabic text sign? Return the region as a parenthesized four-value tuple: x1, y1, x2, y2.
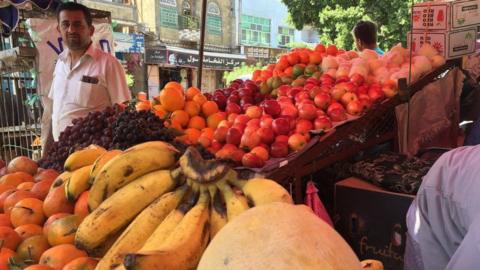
(174, 53, 245, 70)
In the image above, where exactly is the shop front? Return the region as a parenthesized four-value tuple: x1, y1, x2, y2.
(145, 46, 246, 96)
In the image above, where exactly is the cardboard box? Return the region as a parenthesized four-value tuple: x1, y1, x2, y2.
(407, 27, 477, 59)
(335, 178, 415, 270)
(413, 0, 480, 31)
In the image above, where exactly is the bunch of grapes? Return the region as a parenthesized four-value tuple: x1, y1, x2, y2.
(39, 103, 214, 171)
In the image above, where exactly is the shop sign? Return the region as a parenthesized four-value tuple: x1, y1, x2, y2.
(145, 48, 167, 64)
(244, 46, 288, 64)
(173, 53, 245, 70)
(113, 32, 145, 53)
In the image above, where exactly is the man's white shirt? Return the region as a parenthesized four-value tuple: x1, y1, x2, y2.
(48, 44, 130, 140)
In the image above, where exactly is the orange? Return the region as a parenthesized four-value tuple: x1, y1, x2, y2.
(170, 110, 190, 128)
(63, 257, 98, 270)
(47, 215, 82, 246)
(165, 119, 183, 131)
(207, 112, 227, 129)
(164, 81, 184, 95)
(17, 235, 50, 263)
(184, 101, 201, 117)
(39, 244, 87, 270)
(43, 213, 70, 237)
(201, 127, 215, 139)
(182, 128, 201, 145)
(136, 91, 147, 101)
(159, 88, 185, 112)
(15, 224, 43, 239)
(30, 178, 55, 200)
(74, 191, 89, 219)
(0, 226, 21, 250)
(34, 169, 59, 183)
(0, 189, 16, 212)
(188, 116, 206, 130)
(185, 87, 201, 101)
(135, 100, 151, 112)
(0, 214, 10, 227)
(197, 136, 211, 148)
(3, 190, 36, 216)
(0, 184, 16, 196)
(201, 101, 219, 117)
(0, 172, 33, 186)
(0, 248, 18, 270)
(192, 93, 207, 106)
(10, 198, 45, 227)
(43, 183, 74, 217)
(17, 181, 35, 191)
(153, 105, 168, 120)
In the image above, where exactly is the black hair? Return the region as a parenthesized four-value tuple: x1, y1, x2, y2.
(56, 2, 93, 26)
(353, 21, 377, 46)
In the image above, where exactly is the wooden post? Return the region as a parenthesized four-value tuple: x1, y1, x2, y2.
(197, 0, 207, 89)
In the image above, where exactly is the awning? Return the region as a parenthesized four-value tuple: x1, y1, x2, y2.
(0, 0, 60, 37)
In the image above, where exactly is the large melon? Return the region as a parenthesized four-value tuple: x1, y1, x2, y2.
(198, 202, 362, 270)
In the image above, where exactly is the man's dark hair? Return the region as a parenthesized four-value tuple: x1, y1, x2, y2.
(56, 2, 93, 26)
(353, 21, 377, 45)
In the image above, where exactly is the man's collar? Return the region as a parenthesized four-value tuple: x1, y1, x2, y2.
(58, 42, 98, 62)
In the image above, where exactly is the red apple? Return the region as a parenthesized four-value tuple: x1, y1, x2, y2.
(240, 131, 261, 151)
(214, 126, 229, 143)
(231, 148, 246, 164)
(257, 127, 275, 145)
(272, 118, 291, 136)
(346, 100, 362, 115)
(281, 105, 299, 119)
(298, 104, 317, 120)
(234, 114, 251, 126)
(327, 102, 345, 114)
(288, 133, 307, 151)
(295, 119, 313, 135)
(231, 123, 246, 133)
(246, 118, 260, 127)
(350, 73, 365, 86)
(261, 100, 281, 117)
(227, 95, 240, 104)
(314, 116, 332, 130)
(328, 108, 347, 122)
(287, 87, 302, 99)
(314, 92, 332, 110)
(238, 87, 253, 98)
(335, 75, 350, 83)
(316, 109, 326, 118)
(330, 84, 348, 100)
(277, 85, 291, 96)
(294, 91, 310, 103)
(208, 140, 223, 154)
(359, 98, 373, 111)
(242, 152, 265, 168)
(275, 135, 289, 144)
(340, 92, 358, 106)
(260, 115, 273, 128)
(226, 128, 242, 146)
(309, 86, 323, 99)
(226, 102, 242, 115)
(368, 88, 385, 102)
(250, 146, 269, 162)
(382, 85, 398, 98)
(270, 142, 289, 158)
(245, 106, 262, 119)
(357, 85, 369, 95)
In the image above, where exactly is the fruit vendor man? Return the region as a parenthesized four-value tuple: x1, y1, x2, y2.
(352, 21, 384, 55)
(404, 145, 480, 269)
(42, 2, 130, 152)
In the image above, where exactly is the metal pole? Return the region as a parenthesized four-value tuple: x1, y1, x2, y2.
(197, 0, 207, 89)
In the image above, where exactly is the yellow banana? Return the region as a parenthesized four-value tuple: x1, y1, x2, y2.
(217, 180, 249, 222)
(64, 146, 106, 171)
(89, 149, 123, 185)
(65, 165, 93, 201)
(88, 141, 177, 211)
(238, 178, 293, 206)
(123, 189, 210, 270)
(139, 187, 198, 251)
(49, 171, 72, 191)
(210, 188, 227, 240)
(76, 169, 178, 253)
(96, 185, 188, 270)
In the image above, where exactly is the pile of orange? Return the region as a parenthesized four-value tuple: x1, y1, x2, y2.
(0, 156, 98, 270)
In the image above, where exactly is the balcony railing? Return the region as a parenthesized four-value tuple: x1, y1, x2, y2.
(178, 15, 199, 30)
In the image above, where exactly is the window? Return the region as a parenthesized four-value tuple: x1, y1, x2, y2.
(160, 0, 178, 28)
(240, 14, 271, 46)
(278, 26, 294, 47)
(182, 0, 191, 15)
(207, 2, 222, 35)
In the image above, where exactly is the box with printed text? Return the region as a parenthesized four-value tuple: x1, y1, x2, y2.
(413, 0, 480, 31)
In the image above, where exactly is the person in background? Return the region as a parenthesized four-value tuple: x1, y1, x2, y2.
(404, 145, 480, 270)
(42, 2, 130, 153)
(353, 21, 384, 55)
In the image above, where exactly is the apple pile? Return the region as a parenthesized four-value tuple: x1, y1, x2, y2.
(205, 43, 445, 168)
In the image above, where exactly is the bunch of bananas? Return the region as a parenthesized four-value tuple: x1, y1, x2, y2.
(65, 141, 292, 270)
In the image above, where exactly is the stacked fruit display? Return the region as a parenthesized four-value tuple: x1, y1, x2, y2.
(0, 156, 99, 270)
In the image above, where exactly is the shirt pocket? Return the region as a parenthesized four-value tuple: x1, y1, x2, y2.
(71, 81, 105, 108)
